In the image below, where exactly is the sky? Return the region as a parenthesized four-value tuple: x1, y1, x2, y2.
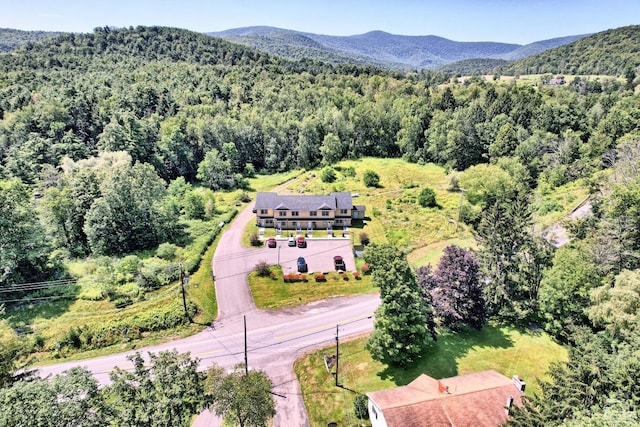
(1, 0, 639, 45)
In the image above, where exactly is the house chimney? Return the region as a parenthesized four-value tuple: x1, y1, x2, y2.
(512, 375, 526, 392)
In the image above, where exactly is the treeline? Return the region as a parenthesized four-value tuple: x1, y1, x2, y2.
(0, 28, 62, 53)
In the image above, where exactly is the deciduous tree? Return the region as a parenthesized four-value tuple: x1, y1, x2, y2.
(205, 364, 276, 427)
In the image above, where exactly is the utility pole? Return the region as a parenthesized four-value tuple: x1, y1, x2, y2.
(179, 263, 188, 320)
(244, 315, 248, 376)
(335, 324, 340, 387)
(277, 246, 281, 266)
(456, 188, 465, 233)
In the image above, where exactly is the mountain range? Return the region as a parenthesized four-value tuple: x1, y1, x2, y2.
(207, 26, 589, 70)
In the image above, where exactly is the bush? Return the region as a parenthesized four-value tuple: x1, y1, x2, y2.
(418, 187, 437, 208)
(320, 166, 337, 183)
(361, 264, 370, 275)
(314, 273, 326, 282)
(354, 394, 369, 419)
(254, 261, 272, 277)
(156, 243, 180, 260)
(359, 232, 370, 246)
(353, 272, 361, 280)
(363, 170, 380, 187)
(249, 231, 262, 247)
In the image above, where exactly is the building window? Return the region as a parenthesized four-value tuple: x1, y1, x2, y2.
(279, 211, 286, 217)
(322, 211, 329, 217)
(292, 211, 299, 216)
(340, 209, 348, 214)
(310, 211, 317, 216)
(260, 209, 268, 215)
(336, 219, 341, 224)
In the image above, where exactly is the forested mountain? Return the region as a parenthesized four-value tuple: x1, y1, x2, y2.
(209, 26, 587, 69)
(500, 25, 640, 76)
(0, 28, 62, 52)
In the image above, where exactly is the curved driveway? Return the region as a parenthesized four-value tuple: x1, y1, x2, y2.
(35, 201, 380, 426)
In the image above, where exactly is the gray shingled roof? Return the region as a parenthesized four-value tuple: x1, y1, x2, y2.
(255, 192, 353, 211)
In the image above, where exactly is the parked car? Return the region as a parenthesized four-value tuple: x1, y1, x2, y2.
(297, 236, 306, 248)
(266, 237, 276, 248)
(333, 255, 346, 271)
(297, 257, 308, 273)
(288, 236, 296, 247)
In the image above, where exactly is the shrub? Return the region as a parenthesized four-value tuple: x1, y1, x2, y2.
(342, 272, 350, 281)
(418, 187, 437, 208)
(314, 273, 326, 282)
(249, 231, 262, 247)
(363, 170, 380, 187)
(254, 261, 272, 277)
(353, 272, 361, 280)
(156, 243, 179, 260)
(354, 394, 369, 419)
(361, 263, 370, 275)
(321, 166, 337, 183)
(342, 166, 356, 177)
(269, 271, 277, 280)
(359, 232, 370, 246)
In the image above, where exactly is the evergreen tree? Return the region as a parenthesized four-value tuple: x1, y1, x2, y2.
(364, 244, 436, 366)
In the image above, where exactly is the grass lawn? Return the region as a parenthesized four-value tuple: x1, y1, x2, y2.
(295, 324, 567, 427)
(248, 267, 376, 310)
(532, 178, 589, 231)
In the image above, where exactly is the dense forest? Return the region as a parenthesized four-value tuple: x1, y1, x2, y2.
(0, 28, 62, 52)
(1, 25, 640, 425)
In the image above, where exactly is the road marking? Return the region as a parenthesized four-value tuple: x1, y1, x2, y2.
(274, 314, 371, 340)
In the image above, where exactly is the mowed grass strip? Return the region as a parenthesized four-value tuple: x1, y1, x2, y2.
(295, 324, 567, 427)
(248, 268, 376, 310)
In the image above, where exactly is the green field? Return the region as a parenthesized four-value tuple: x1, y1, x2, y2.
(295, 324, 567, 427)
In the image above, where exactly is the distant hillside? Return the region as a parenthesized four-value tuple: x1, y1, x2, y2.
(0, 28, 63, 52)
(438, 58, 508, 75)
(208, 27, 587, 69)
(502, 34, 590, 60)
(499, 25, 640, 76)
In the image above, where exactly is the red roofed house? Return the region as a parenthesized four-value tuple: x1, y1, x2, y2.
(366, 370, 526, 427)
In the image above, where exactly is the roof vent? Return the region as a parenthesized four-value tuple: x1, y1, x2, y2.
(512, 375, 526, 392)
(505, 395, 514, 414)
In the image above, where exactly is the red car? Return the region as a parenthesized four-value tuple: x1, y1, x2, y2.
(333, 255, 346, 271)
(297, 236, 306, 248)
(266, 237, 276, 248)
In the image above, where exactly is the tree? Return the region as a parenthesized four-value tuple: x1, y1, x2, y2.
(0, 179, 54, 286)
(590, 269, 640, 340)
(364, 244, 436, 366)
(363, 170, 380, 187)
(418, 187, 437, 208)
(538, 242, 601, 339)
(477, 189, 552, 322)
(0, 367, 106, 427)
(104, 350, 206, 427)
(197, 148, 233, 190)
(205, 364, 276, 427)
(84, 162, 176, 256)
(416, 245, 486, 331)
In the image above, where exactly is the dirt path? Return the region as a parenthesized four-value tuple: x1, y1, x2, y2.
(544, 198, 592, 247)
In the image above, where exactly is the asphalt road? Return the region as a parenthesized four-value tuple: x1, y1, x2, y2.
(35, 201, 379, 427)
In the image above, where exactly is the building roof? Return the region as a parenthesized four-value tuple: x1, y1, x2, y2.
(367, 370, 524, 427)
(254, 192, 353, 211)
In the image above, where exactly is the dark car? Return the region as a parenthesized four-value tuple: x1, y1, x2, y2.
(333, 255, 346, 271)
(297, 257, 308, 273)
(266, 237, 276, 248)
(288, 236, 296, 247)
(297, 236, 306, 248)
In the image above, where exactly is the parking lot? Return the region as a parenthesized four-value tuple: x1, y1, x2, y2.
(263, 237, 355, 275)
